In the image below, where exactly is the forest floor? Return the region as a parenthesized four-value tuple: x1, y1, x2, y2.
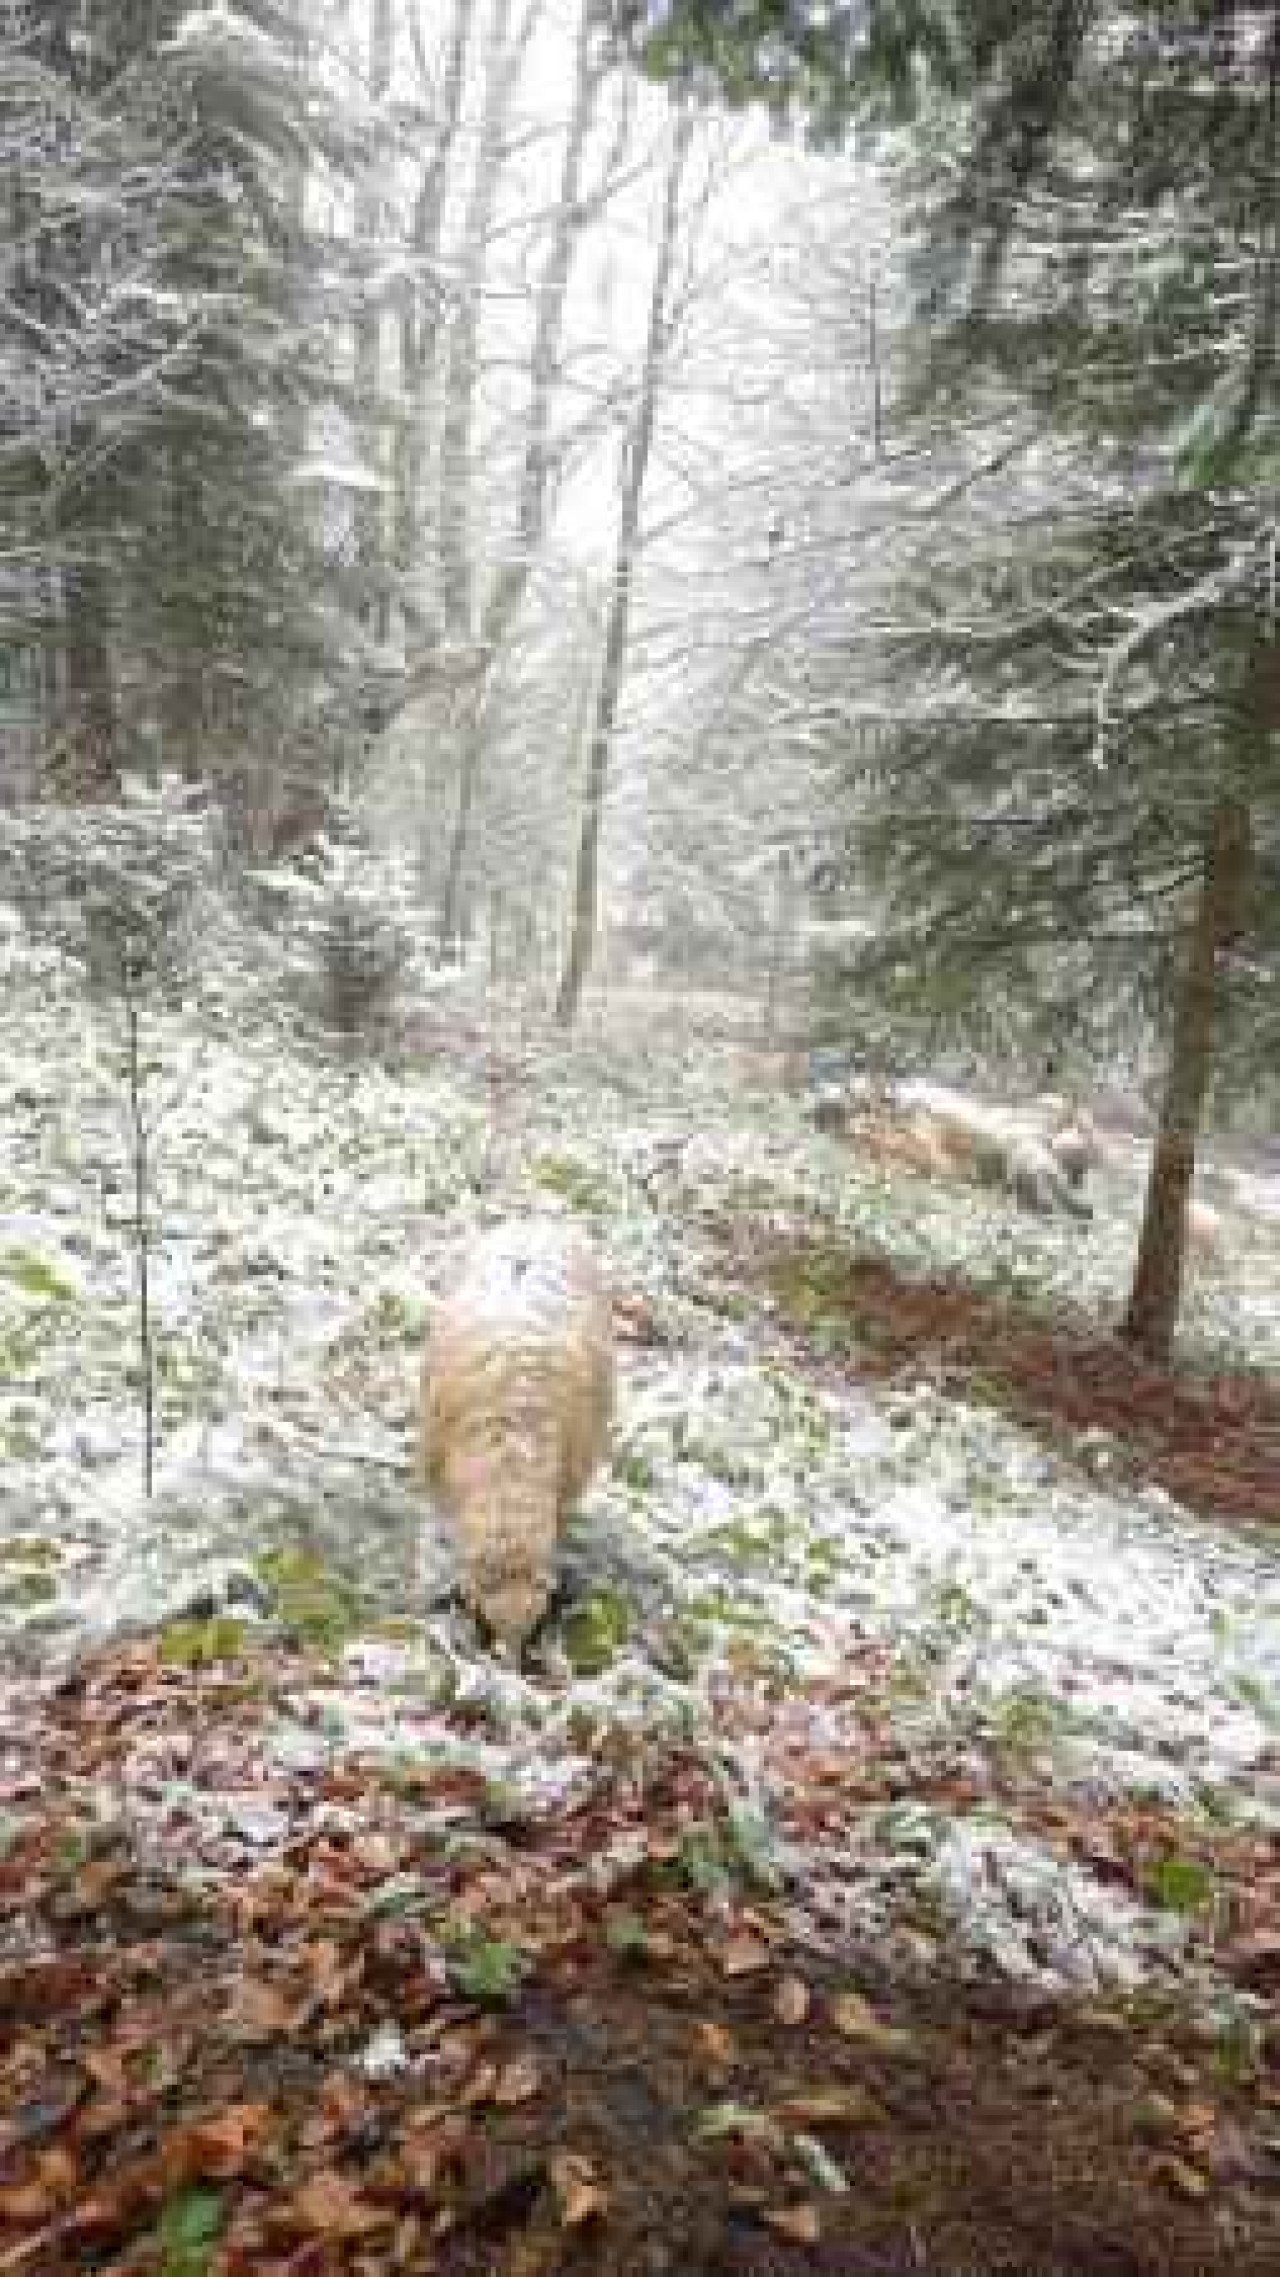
(2, 930, 1280, 2273)
(3, 1629, 1280, 2277)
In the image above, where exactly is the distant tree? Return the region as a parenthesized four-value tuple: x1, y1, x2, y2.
(556, 99, 696, 1023)
(434, 0, 641, 950)
(355, 0, 396, 646)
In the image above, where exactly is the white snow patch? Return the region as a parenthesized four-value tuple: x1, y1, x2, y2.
(929, 1819, 1187, 1993)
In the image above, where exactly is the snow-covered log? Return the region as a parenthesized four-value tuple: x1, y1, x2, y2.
(419, 1218, 615, 1653)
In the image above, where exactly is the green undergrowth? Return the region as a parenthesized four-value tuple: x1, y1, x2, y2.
(531, 1152, 613, 1215)
(0, 1534, 63, 1611)
(159, 1613, 253, 1670)
(1, 1249, 79, 1304)
(561, 1585, 633, 1675)
(254, 1545, 369, 1659)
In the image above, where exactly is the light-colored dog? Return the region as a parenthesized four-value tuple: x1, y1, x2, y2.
(420, 1219, 615, 1654)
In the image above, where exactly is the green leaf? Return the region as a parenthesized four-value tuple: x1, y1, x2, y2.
(363, 1873, 435, 1920)
(561, 1587, 633, 1676)
(604, 1909, 652, 1961)
(155, 2186, 225, 2277)
(1145, 1853, 1216, 1916)
(696, 2100, 783, 2149)
(1, 1249, 77, 1303)
(674, 1827, 732, 1899)
(253, 1546, 364, 1659)
(447, 1927, 527, 2006)
(1231, 1671, 1280, 1730)
(159, 1615, 248, 1670)
(791, 2131, 852, 2195)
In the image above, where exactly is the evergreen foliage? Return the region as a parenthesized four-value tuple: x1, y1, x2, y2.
(2, 1, 368, 815)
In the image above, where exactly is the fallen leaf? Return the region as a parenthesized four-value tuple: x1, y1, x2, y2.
(773, 1975, 810, 2026)
(550, 2151, 608, 2227)
(790, 2130, 851, 2194)
(1135, 2091, 1183, 2139)
(321, 2069, 374, 2135)
(75, 1855, 126, 1905)
(393, 2210, 426, 2263)
(0, 2169, 71, 2225)
(1229, 1929, 1280, 1987)
(763, 2203, 821, 2243)
(78, 2093, 130, 2142)
(292, 2168, 387, 2238)
(398, 2110, 465, 2193)
(81, 2045, 130, 2095)
(693, 2020, 736, 2073)
(168, 2102, 273, 2180)
(494, 2053, 542, 2106)
(352, 1832, 399, 1875)
(460, 2061, 498, 2108)
(780, 2085, 881, 2128)
(1152, 2154, 1211, 2200)
(830, 1988, 911, 2051)
(229, 1976, 297, 2041)
(720, 1933, 771, 1979)
(300, 1938, 351, 2008)
(696, 2101, 785, 2151)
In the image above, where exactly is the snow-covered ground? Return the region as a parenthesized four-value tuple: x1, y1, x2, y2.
(2, 907, 1278, 2006)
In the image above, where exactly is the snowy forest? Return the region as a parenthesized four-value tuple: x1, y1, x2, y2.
(1, 4, 1279, 2272)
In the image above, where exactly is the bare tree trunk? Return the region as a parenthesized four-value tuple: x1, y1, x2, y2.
(556, 107, 695, 1028)
(161, 455, 203, 780)
(395, 0, 471, 648)
(59, 560, 118, 797)
(439, 685, 491, 950)
(437, 0, 529, 642)
(355, 0, 394, 642)
(1121, 796, 1253, 1362)
(438, 0, 603, 949)
(483, 1, 605, 652)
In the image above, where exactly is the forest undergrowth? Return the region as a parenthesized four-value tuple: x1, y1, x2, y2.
(2, 934, 1279, 2274)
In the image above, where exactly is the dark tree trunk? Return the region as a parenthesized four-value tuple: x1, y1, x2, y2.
(555, 107, 693, 1028)
(1121, 797, 1253, 1362)
(59, 561, 119, 797)
(355, 0, 394, 641)
(439, 698, 486, 953)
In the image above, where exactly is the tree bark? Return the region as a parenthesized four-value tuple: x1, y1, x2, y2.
(394, 0, 471, 647)
(439, 685, 490, 951)
(437, 0, 529, 644)
(355, 0, 394, 642)
(555, 106, 694, 1028)
(59, 559, 119, 798)
(1121, 796, 1253, 1362)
